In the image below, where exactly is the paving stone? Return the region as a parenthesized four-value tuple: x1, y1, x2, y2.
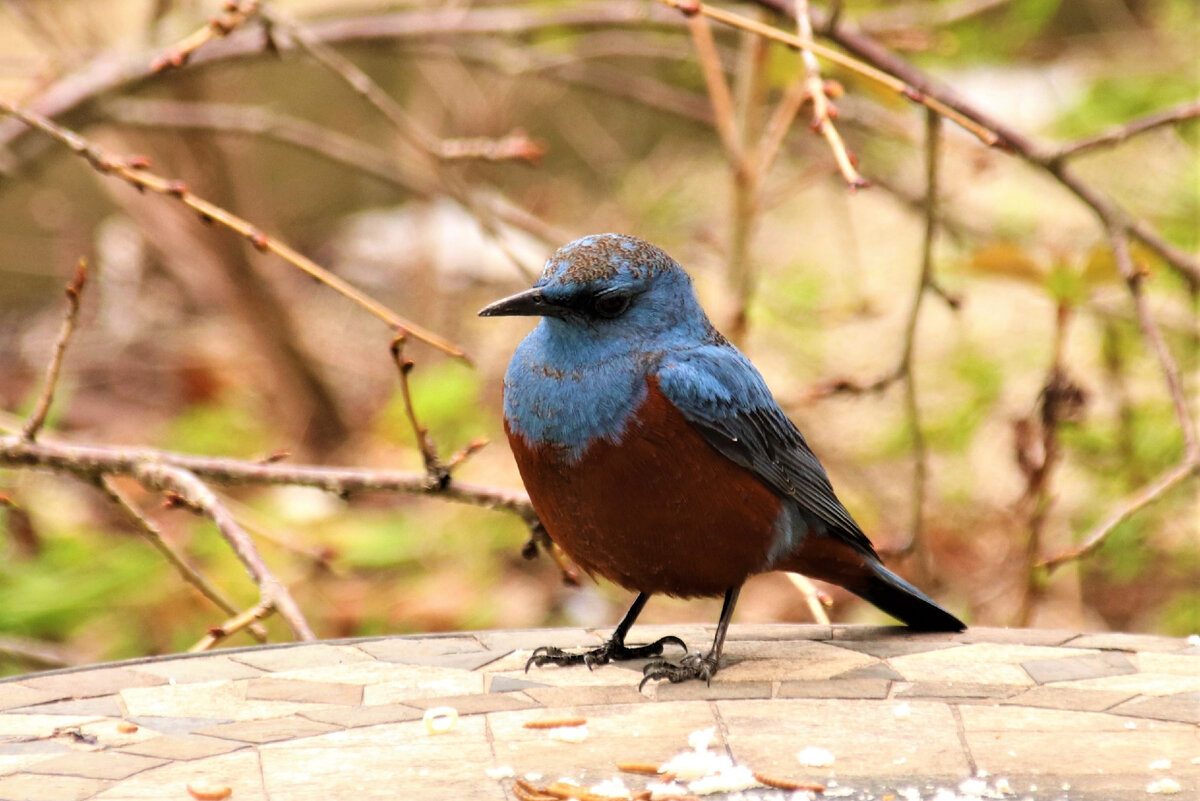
(888, 642, 1090, 685)
(0, 740, 73, 756)
(117, 734, 248, 760)
(194, 716, 339, 744)
(370, 650, 506, 671)
(130, 655, 263, 684)
(298, 703, 424, 728)
(475, 628, 600, 652)
(7, 696, 124, 718)
(1137, 651, 1200, 676)
(522, 684, 650, 708)
(719, 698, 969, 780)
(723, 623, 832, 641)
(0, 684, 63, 711)
(957, 627, 1079, 646)
(1050, 671, 1200, 696)
(1065, 631, 1191, 652)
(361, 664, 485, 705)
(19, 668, 166, 700)
(959, 704, 1200, 782)
(400, 692, 536, 715)
(830, 638, 963, 659)
(229, 643, 376, 672)
(244, 678, 363, 705)
(488, 662, 639, 690)
(126, 716, 232, 735)
(833, 662, 904, 681)
(777, 678, 891, 699)
(894, 682, 1022, 699)
(0, 751, 70, 778)
(354, 636, 484, 662)
(711, 641, 877, 682)
(27, 751, 164, 780)
(831, 625, 960, 643)
(122, 679, 330, 722)
(1108, 691, 1200, 725)
(487, 675, 548, 693)
(93, 748, 266, 801)
(1022, 650, 1137, 684)
(1002, 685, 1136, 712)
(0, 773, 113, 801)
(651, 680, 772, 701)
(258, 716, 501, 801)
(0, 713, 108, 739)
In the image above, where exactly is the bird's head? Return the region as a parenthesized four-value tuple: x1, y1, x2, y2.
(478, 234, 709, 347)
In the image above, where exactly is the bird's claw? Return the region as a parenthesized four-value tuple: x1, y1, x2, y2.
(638, 652, 720, 690)
(524, 635, 688, 674)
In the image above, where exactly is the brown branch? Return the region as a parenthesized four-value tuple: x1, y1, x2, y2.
(660, 0, 1001, 146)
(0, 434, 535, 518)
(685, 10, 742, 161)
(21, 258, 87, 442)
(391, 334, 452, 487)
(189, 601, 275, 652)
(1039, 457, 1200, 573)
(132, 461, 314, 641)
(857, 0, 1016, 34)
(795, 0, 866, 189)
(151, 0, 261, 73)
(97, 477, 269, 644)
(0, 635, 77, 670)
(0, 100, 468, 360)
(1051, 99, 1200, 161)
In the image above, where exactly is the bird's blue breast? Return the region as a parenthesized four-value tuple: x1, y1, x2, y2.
(502, 322, 656, 460)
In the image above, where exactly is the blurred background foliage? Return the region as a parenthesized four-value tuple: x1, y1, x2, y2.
(0, 0, 1196, 676)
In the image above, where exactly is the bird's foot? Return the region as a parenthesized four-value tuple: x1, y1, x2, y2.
(638, 652, 720, 689)
(525, 635, 687, 672)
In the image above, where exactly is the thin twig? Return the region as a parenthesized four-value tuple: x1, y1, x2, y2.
(132, 461, 315, 641)
(0, 635, 76, 669)
(661, 0, 1001, 146)
(783, 572, 831, 624)
(1051, 99, 1200, 161)
(151, 0, 261, 73)
(21, 258, 87, 441)
(97, 477, 269, 644)
(390, 334, 450, 487)
(0, 101, 468, 360)
(748, 0, 1200, 289)
(0, 434, 535, 518)
(1039, 458, 1199, 572)
(189, 601, 275, 652)
(685, 10, 742, 160)
(795, 0, 867, 188)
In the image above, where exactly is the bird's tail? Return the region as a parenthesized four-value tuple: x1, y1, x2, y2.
(853, 559, 965, 632)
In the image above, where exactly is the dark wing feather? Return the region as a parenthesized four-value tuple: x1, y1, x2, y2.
(656, 344, 877, 556)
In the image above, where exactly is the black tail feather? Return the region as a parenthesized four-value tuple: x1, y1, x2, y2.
(854, 560, 965, 632)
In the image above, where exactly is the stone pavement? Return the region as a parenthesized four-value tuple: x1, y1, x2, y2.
(0, 625, 1196, 801)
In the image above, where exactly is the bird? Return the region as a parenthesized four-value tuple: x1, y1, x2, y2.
(479, 233, 964, 686)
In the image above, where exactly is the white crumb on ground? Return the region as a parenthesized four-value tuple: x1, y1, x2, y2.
(547, 724, 588, 742)
(687, 764, 761, 795)
(484, 766, 514, 780)
(1147, 778, 1182, 794)
(893, 702, 912, 718)
(588, 777, 631, 798)
(1150, 759, 1172, 770)
(796, 746, 835, 768)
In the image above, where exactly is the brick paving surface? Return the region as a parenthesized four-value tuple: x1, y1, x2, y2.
(0, 625, 1195, 800)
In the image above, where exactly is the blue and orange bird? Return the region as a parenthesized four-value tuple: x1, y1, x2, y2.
(480, 234, 964, 686)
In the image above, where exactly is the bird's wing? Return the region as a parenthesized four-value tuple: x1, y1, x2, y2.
(655, 343, 877, 556)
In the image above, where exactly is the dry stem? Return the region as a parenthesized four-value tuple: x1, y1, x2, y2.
(21, 258, 87, 441)
(0, 101, 467, 360)
(97, 477, 269, 644)
(189, 601, 275, 652)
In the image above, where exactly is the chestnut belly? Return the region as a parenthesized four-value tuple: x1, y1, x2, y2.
(506, 380, 784, 598)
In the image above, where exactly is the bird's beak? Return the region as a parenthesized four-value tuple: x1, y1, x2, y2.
(478, 287, 557, 318)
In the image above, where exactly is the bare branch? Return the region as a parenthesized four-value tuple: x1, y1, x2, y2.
(97, 477, 268, 644)
(189, 602, 275, 653)
(21, 258, 87, 442)
(795, 0, 866, 189)
(0, 434, 535, 519)
(660, 0, 1001, 146)
(151, 0, 261, 73)
(1040, 458, 1200, 573)
(0, 101, 468, 360)
(0, 635, 77, 669)
(784, 572, 831, 625)
(1051, 100, 1200, 161)
(132, 461, 314, 642)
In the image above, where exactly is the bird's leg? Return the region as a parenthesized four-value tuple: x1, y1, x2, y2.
(639, 586, 740, 688)
(526, 593, 687, 671)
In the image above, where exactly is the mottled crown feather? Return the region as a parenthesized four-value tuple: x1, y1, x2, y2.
(539, 233, 684, 286)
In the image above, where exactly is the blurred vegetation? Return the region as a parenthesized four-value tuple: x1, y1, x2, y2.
(0, 0, 1196, 676)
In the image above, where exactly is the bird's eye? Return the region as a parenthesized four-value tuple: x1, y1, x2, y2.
(592, 291, 632, 318)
